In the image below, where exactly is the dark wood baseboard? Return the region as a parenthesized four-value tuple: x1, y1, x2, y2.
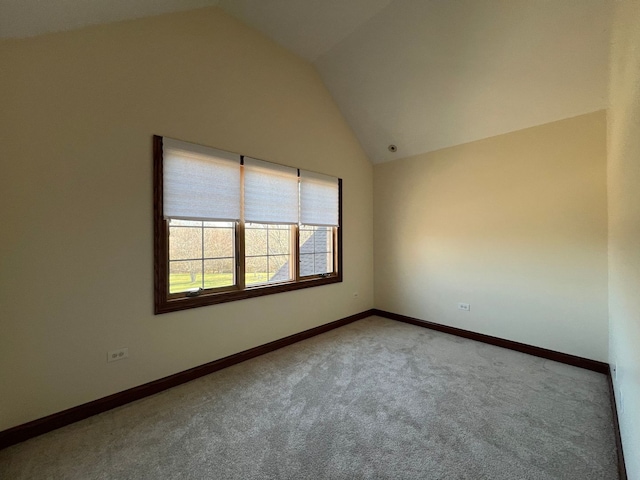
(0, 309, 374, 451)
(372, 309, 609, 374)
(607, 368, 628, 480)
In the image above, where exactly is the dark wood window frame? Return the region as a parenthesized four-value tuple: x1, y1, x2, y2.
(153, 135, 343, 314)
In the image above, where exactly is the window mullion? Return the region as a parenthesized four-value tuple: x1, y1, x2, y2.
(237, 222, 245, 290)
(200, 222, 205, 290)
(294, 224, 300, 282)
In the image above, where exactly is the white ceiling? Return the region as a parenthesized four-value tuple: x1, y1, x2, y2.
(217, 0, 394, 62)
(0, 0, 613, 164)
(313, 0, 613, 163)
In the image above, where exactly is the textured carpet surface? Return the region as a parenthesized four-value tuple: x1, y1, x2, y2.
(0, 316, 618, 479)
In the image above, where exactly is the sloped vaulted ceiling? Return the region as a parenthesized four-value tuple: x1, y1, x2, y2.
(223, 0, 613, 163)
(1, 0, 613, 164)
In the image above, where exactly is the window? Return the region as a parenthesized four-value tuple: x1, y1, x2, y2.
(299, 225, 334, 277)
(168, 220, 235, 293)
(245, 223, 293, 286)
(153, 136, 342, 314)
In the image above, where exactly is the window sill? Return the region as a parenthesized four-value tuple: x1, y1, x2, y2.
(155, 273, 342, 314)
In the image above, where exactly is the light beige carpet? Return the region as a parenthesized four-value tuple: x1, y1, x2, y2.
(0, 316, 618, 479)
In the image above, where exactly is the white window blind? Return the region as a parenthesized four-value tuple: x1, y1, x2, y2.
(244, 157, 299, 224)
(300, 170, 339, 226)
(163, 138, 241, 221)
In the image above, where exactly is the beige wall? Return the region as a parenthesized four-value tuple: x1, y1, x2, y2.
(608, 0, 640, 477)
(374, 111, 609, 361)
(0, 8, 374, 430)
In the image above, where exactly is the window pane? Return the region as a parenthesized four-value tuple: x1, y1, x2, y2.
(169, 220, 236, 293)
(314, 252, 332, 274)
(204, 227, 234, 258)
(245, 226, 267, 257)
(169, 260, 202, 293)
(246, 224, 293, 285)
(246, 256, 268, 286)
(299, 253, 315, 277)
(268, 228, 290, 255)
(203, 259, 234, 289)
(169, 227, 202, 260)
(299, 226, 334, 277)
(269, 255, 291, 282)
(314, 226, 331, 252)
(300, 229, 314, 254)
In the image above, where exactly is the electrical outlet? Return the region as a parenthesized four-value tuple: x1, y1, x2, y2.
(107, 348, 129, 363)
(458, 303, 470, 311)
